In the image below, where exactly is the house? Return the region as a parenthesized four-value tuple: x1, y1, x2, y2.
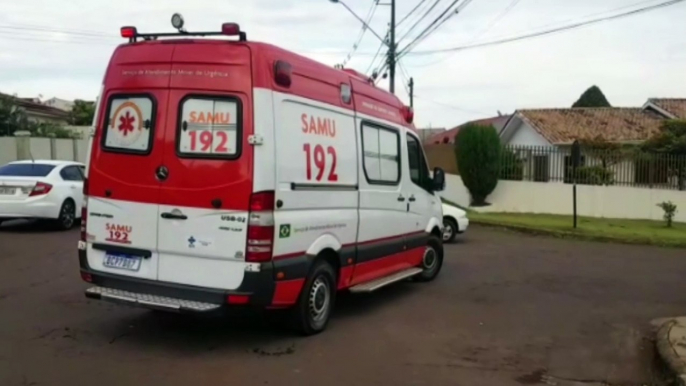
(43, 97, 75, 112)
(499, 106, 669, 184)
(416, 127, 446, 143)
(426, 115, 511, 145)
(643, 98, 686, 119)
(1, 93, 70, 125)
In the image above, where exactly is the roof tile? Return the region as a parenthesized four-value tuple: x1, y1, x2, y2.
(517, 108, 664, 144)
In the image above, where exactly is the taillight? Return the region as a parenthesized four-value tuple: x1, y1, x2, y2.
(246, 191, 275, 263)
(29, 182, 52, 197)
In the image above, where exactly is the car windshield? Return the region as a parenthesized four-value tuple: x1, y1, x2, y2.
(0, 163, 56, 177)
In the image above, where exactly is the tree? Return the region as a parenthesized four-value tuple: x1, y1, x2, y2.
(572, 86, 611, 108)
(0, 94, 29, 136)
(642, 120, 686, 190)
(69, 100, 95, 126)
(454, 124, 501, 206)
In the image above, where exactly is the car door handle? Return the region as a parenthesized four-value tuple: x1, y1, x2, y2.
(161, 212, 188, 220)
(397, 195, 406, 202)
(409, 195, 416, 202)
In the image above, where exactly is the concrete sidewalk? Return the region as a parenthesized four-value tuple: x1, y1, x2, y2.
(655, 317, 686, 385)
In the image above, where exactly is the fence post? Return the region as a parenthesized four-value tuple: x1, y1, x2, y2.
(72, 138, 79, 161)
(48, 133, 57, 160)
(14, 130, 31, 160)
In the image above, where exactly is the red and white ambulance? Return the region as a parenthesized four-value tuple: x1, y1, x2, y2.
(79, 18, 446, 335)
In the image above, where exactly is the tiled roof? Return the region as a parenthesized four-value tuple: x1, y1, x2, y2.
(649, 98, 686, 119)
(518, 108, 665, 145)
(427, 115, 510, 144)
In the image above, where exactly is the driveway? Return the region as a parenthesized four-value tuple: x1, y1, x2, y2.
(0, 222, 684, 386)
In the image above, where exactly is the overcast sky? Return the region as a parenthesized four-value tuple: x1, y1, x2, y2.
(0, 0, 684, 129)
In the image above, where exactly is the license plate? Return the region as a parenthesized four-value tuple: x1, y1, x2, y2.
(0, 187, 15, 195)
(103, 253, 142, 272)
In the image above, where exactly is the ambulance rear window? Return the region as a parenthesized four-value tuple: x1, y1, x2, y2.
(177, 96, 241, 159)
(102, 95, 155, 154)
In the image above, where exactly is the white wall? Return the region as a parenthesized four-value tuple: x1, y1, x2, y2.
(442, 176, 686, 223)
(439, 174, 471, 207)
(55, 139, 74, 160)
(0, 138, 17, 165)
(30, 138, 51, 160)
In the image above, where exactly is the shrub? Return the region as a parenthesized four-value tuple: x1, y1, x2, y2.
(574, 165, 614, 185)
(657, 201, 677, 228)
(499, 147, 523, 181)
(454, 123, 501, 206)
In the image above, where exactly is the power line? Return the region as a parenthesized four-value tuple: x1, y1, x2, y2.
(0, 24, 115, 39)
(340, 0, 379, 67)
(397, 0, 444, 43)
(414, 95, 489, 115)
(469, 0, 522, 42)
(406, 0, 685, 56)
(397, 0, 428, 26)
(399, 0, 474, 56)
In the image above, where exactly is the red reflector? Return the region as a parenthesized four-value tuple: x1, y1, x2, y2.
(29, 182, 52, 197)
(80, 205, 87, 241)
(221, 23, 241, 36)
(401, 106, 414, 124)
(274, 60, 292, 88)
(227, 295, 250, 305)
(80, 272, 93, 283)
(120, 26, 137, 38)
(249, 191, 275, 212)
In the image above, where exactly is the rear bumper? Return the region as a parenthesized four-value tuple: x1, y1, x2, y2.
(0, 200, 59, 219)
(79, 249, 279, 309)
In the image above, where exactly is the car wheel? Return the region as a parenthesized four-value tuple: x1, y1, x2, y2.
(55, 200, 76, 230)
(415, 236, 443, 282)
(291, 260, 336, 336)
(442, 218, 458, 243)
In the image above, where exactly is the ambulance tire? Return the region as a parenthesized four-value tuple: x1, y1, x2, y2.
(415, 236, 443, 282)
(291, 259, 337, 336)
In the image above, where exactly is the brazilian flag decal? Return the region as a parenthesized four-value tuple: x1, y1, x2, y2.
(279, 224, 291, 238)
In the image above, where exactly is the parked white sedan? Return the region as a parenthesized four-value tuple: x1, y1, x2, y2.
(442, 202, 469, 243)
(0, 160, 85, 230)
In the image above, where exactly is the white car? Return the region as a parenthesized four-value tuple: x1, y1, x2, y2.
(442, 202, 469, 243)
(0, 160, 85, 230)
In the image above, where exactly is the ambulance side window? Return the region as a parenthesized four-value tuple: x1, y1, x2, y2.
(177, 96, 241, 159)
(361, 122, 400, 185)
(102, 95, 155, 154)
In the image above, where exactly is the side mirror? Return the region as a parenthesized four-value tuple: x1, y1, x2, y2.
(432, 167, 445, 192)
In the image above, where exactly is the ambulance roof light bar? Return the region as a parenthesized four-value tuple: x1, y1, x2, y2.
(120, 15, 246, 43)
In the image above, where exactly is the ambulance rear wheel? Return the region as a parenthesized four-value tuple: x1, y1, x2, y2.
(291, 260, 336, 336)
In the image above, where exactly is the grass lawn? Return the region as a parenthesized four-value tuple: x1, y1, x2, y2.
(469, 212, 686, 248)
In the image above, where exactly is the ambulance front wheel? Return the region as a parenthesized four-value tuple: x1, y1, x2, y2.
(291, 259, 336, 336)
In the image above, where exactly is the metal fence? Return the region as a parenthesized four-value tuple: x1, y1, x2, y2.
(500, 145, 686, 190)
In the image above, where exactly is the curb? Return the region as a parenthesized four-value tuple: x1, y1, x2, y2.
(655, 318, 686, 386)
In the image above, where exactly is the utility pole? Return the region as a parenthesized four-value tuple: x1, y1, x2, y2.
(409, 77, 414, 108)
(388, 0, 396, 94)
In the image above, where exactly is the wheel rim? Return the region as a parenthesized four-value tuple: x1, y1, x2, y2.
(442, 222, 454, 241)
(423, 246, 438, 271)
(308, 276, 330, 323)
(61, 202, 74, 228)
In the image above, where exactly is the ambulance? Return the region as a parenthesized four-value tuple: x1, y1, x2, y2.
(79, 16, 447, 335)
